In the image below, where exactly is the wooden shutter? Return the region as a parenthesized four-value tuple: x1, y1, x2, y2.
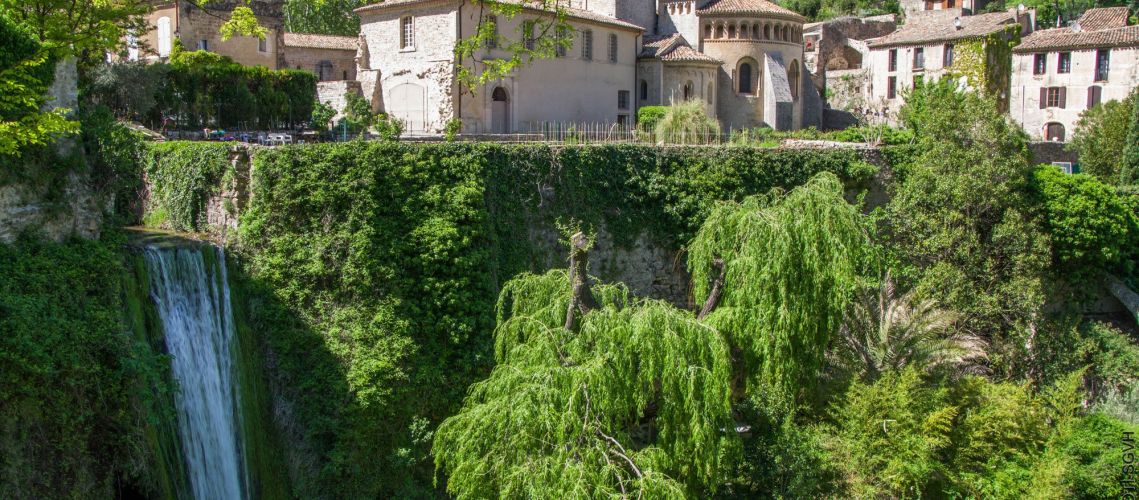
(1039, 87, 1047, 109)
(1087, 86, 1102, 107)
(1059, 87, 1067, 108)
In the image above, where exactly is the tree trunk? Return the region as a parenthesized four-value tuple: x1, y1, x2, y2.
(1105, 274, 1139, 324)
(696, 258, 726, 320)
(565, 232, 599, 331)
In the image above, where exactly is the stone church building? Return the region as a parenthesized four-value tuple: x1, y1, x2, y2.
(353, 0, 822, 134)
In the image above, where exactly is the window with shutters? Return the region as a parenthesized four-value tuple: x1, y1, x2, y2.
(1087, 85, 1102, 108)
(887, 76, 896, 99)
(1058, 52, 1070, 73)
(401, 16, 414, 49)
(582, 30, 593, 60)
(1042, 87, 1064, 108)
(1095, 49, 1110, 81)
(888, 49, 897, 71)
(618, 90, 629, 110)
(609, 34, 618, 63)
(913, 47, 924, 70)
(1033, 53, 1046, 75)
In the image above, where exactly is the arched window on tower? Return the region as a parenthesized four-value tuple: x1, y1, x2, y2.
(684, 81, 694, 100)
(788, 60, 800, 100)
(764, 24, 771, 39)
(739, 62, 753, 94)
(705, 24, 713, 38)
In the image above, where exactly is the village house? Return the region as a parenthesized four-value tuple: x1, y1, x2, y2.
(128, 1, 286, 68)
(864, 8, 1035, 120)
(283, 33, 359, 82)
(1010, 6, 1139, 142)
(352, 0, 823, 134)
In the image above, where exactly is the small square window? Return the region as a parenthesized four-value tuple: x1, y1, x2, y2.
(198, 39, 209, 51)
(912, 48, 924, 70)
(258, 37, 268, 53)
(618, 90, 630, 110)
(1058, 52, 1071, 73)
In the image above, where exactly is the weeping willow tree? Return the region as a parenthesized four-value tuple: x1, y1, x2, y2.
(688, 173, 872, 399)
(434, 173, 871, 497)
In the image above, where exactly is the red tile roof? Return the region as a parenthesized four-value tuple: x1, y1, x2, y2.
(283, 33, 358, 50)
(639, 34, 721, 64)
(1014, 24, 1139, 52)
(696, 0, 805, 21)
(868, 10, 1020, 48)
(1014, 7, 1138, 52)
(1076, 6, 1130, 31)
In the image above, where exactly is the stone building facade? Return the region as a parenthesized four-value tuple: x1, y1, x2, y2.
(1010, 7, 1139, 142)
(864, 8, 1034, 121)
(283, 33, 358, 82)
(804, 14, 897, 126)
(353, 0, 822, 134)
(129, 1, 285, 68)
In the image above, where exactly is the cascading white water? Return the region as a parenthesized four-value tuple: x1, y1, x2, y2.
(145, 245, 248, 500)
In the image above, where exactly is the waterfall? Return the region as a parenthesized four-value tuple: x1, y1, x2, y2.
(144, 244, 248, 500)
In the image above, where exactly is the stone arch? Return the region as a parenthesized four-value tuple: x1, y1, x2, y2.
(705, 24, 713, 38)
(728, 23, 736, 38)
(763, 23, 771, 39)
(684, 80, 694, 100)
(389, 82, 426, 132)
(640, 79, 649, 101)
(716, 23, 725, 38)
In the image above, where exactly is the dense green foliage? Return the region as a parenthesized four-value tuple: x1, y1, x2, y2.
(778, 0, 899, 21)
(142, 141, 232, 231)
(1069, 90, 1136, 185)
(436, 173, 869, 497)
(1121, 85, 1139, 185)
(1032, 165, 1139, 279)
(0, 13, 77, 157)
(885, 80, 1050, 377)
(0, 0, 148, 62)
(85, 50, 317, 130)
(284, 0, 367, 36)
(0, 234, 171, 498)
(636, 105, 668, 129)
(222, 142, 873, 497)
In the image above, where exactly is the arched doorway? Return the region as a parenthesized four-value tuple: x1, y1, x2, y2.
(491, 87, 509, 133)
(1045, 122, 1065, 142)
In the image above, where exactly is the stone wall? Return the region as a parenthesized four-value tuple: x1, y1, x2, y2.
(283, 46, 357, 81)
(0, 58, 102, 244)
(315, 81, 363, 122)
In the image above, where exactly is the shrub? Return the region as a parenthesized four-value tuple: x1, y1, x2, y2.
(310, 101, 336, 131)
(654, 101, 720, 144)
(636, 105, 667, 130)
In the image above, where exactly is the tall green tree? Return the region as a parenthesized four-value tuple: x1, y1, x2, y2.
(284, 0, 366, 36)
(886, 80, 1051, 378)
(0, 12, 77, 157)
